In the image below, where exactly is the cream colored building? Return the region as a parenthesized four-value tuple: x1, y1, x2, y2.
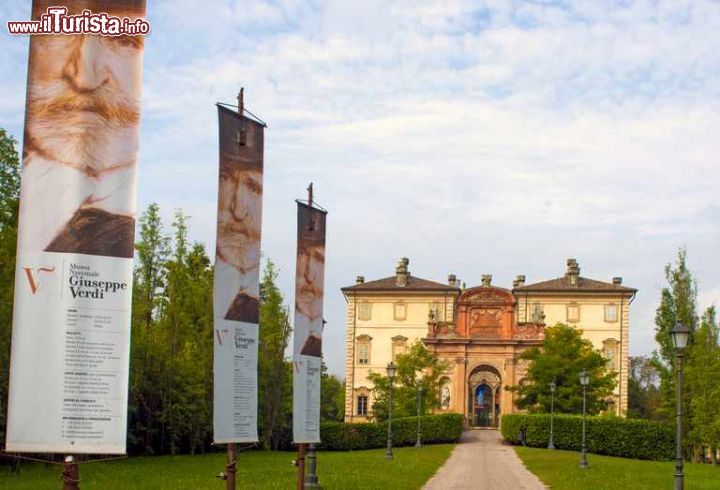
(342, 258, 636, 425)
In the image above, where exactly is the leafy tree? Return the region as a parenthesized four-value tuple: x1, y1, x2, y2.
(508, 323, 617, 415)
(258, 260, 292, 449)
(654, 248, 698, 365)
(128, 203, 171, 453)
(627, 356, 662, 420)
(0, 129, 20, 443)
(173, 242, 214, 455)
(320, 363, 345, 422)
(685, 306, 720, 463)
(652, 248, 698, 421)
(368, 341, 449, 421)
(133, 203, 170, 330)
(128, 206, 214, 455)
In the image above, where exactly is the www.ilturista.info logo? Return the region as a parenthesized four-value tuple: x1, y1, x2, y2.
(7, 6, 150, 36)
(23, 266, 56, 295)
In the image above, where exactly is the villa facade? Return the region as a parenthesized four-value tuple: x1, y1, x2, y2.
(342, 258, 636, 426)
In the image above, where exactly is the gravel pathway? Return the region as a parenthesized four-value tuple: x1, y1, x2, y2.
(422, 430, 546, 490)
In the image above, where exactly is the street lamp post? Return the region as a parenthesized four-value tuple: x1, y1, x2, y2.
(579, 369, 590, 469)
(548, 378, 556, 450)
(415, 381, 424, 448)
(670, 322, 690, 490)
(386, 362, 396, 461)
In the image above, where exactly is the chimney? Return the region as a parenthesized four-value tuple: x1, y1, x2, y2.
(395, 257, 409, 287)
(356, 276, 365, 285)
(612, 277, 623, 285)
(515, 275, 526, 287)
(566, 258, 580, 286)
(448, 274, 457, 287)
(481, 274, 492, 287)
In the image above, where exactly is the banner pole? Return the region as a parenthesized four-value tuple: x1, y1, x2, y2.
(296, 443, 307, 490)
(226, 443, 237, 490)
(62, 455, 79, 490)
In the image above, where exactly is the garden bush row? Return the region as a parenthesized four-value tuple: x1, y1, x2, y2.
(276, 413, 463, 451)
(501, 413, 675, 461)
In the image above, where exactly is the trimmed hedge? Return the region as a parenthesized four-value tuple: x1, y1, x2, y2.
(318, 413, 463, 451)
(501, 413, 675, 461)
(272, 413, 462, 451)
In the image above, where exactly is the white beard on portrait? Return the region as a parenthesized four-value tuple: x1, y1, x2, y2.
(25, 79, 140, 176)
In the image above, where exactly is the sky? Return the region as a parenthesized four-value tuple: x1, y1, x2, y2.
(1, 0, 719, 377)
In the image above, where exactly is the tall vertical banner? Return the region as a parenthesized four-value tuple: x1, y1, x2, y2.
(213, 104, 264, 443)
(293, 202, 327, 443)
(6, 1, 146, 453)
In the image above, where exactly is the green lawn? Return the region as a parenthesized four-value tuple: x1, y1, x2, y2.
(0, 444, 454, 489)
(516, 446, 720, 490)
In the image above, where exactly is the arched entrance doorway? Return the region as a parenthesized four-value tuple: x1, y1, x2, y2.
(468, 365, 501, 428)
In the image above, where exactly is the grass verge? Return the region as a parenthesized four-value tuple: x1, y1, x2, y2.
(0, 444, 454, 489)
(516, 446, 720, 490)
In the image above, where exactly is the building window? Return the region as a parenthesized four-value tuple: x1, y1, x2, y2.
(357, 395, 368, 416)
(605, 304, 618, 323)
(358, 344, 369, 364)
(358, 302, 372, 321)
(391, 335, 408, 360)
(393, 302, 407, 321)
(429, 302, 441, 321)
(530, 303, 544, 323)
(603, 339, 619, 371)
(357, 334, 372, 365)
(567, 303, 580, 323)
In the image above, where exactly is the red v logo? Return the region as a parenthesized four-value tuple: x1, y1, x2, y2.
(23, 266, 56, 295)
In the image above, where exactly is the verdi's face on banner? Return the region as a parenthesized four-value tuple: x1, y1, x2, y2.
(296, 241, 324, 321)
(217, 164, 262, 273)
(25, 30, 142, 176)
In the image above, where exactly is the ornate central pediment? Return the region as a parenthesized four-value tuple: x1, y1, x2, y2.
(463, 291, 509, 304)
(452, 285, 516, 340)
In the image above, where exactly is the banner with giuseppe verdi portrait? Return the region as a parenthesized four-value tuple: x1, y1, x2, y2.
(6, 0, 146, 454)
(293, 202, 327, 443)
(213, 104, 264, 443)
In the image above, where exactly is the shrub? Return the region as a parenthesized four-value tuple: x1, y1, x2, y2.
(501, 413, 675, 461)
(318, 413, 463, 451)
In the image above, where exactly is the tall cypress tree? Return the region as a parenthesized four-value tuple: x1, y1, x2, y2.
(128, 203, 170, 454)
(257, 260, 292, 449)
(652, 248, 698, 420)
(685, 307, 720, 462)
